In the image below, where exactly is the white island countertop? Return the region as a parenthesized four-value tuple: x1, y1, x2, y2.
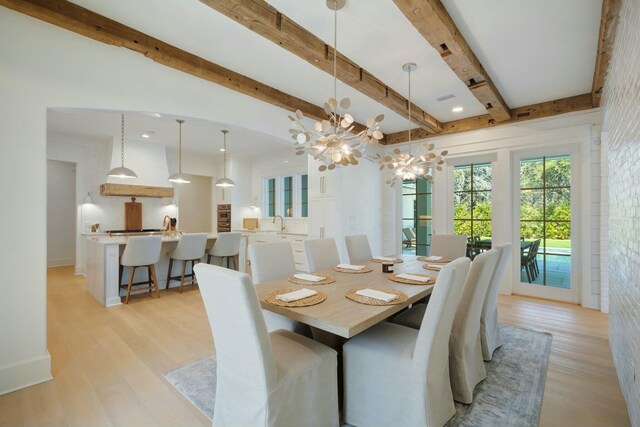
(87, 232, 218, 245)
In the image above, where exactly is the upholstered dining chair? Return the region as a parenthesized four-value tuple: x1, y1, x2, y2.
(480, 243, 512, 361)
(207, 232, 242, 270)
(304, 237, 340, 271)
(429, 234, 468, 260)
(345, 234, 373, 264)
(342, 258, 471, 427)
(193, 263, 339, 427)
(393, 249, 499, 404)
(249, 241, 311, 336)
(449, 249, 499, 403)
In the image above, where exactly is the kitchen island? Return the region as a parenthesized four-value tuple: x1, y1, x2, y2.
(84, 232, 248, 307)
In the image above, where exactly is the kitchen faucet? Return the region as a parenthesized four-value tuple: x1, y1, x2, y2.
(273, 215, 285, 231)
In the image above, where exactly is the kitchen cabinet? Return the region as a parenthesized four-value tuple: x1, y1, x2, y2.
(307, 157, 344, 260)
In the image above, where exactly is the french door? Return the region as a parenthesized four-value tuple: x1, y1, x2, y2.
(512, 147, 580, 302)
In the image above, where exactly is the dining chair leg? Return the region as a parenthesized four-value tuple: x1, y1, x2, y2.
(230, 255, 236, 271)
(149, 264, 160, 298)
(125, 266, 136, 304)
(191, 260, 198, 287)
(166, 258, 174, 290)
(179, 260, 187, 293)
(147, 266, 152, 295)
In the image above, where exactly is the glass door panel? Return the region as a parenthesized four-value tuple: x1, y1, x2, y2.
(402, 179, 432, 256)
(519, 155, 572, 288)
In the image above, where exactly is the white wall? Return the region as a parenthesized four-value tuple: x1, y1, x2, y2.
(47, 160, 76, 267)
(601, 0, 640, 422)
(0, 7, 297, 395)
(382, 109, 603, 308)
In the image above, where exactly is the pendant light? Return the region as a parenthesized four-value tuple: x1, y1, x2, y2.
(215, 130, 235, 188)
(377, 63, 448, 187)
(287, 0, 385, 172)
(108, 113, 138, 179)
(168, 119, 191, 184)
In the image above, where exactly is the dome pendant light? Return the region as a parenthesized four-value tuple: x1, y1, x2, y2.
(215, 130, 235, 188)
(168, 119, 191, 184)
(108, 114, 138, 179)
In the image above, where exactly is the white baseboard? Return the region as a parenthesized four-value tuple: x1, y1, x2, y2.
(0, 353, 52, 396)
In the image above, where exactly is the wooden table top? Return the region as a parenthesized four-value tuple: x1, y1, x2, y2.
(256, 255, 437, 338)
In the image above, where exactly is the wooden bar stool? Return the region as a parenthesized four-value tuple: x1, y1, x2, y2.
(166, 233, 208, 293)
(119, 235, 163, 304)
(207, 232, 242, 270)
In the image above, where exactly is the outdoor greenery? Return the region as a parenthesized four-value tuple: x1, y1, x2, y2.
(453, 157, 572, 243)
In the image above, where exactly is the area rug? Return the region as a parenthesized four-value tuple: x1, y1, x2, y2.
(163, 325, 551, 427)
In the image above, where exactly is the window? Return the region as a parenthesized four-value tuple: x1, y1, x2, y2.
(453, 163, 492, 258)
(265, 178, 275, 217)
(283, 176, 293, 217)
(402, 179, 432, 256)
(519, 155, 571, 288)
(300, 174, 308, 218)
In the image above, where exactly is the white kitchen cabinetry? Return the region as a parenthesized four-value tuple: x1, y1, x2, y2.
(277, 233, 310, 272)
(307, 157, 344, 260)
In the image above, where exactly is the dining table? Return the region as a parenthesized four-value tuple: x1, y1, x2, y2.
(255, 255, 439, 339)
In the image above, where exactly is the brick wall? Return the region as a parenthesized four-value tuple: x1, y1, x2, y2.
(602, 0, 640, 424)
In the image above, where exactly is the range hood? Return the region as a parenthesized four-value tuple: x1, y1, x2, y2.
(101, 139, 174, 198)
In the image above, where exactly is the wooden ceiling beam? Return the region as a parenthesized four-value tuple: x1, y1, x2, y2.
(0, 0, 376, 137)
(199, 0, 443, 134)
(385, 93, 593, 144)
(592, 0, 621, 107)
(393, 0, 512, 122)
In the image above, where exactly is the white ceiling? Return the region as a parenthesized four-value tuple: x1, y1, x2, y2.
(47, 108, 293, 157)
(442, 0, 602, 108)
(59, 0, 602, 141)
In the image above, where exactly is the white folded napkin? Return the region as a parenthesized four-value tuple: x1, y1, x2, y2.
(276, 288, 317, 302)
(373, 256, 396, 262)
(293, 273, 325, 282)
(424, 255, 443, 261)
(396, 273, 432, 283)
(427, 264, 443, 270)
(356, 288, 398, 302)
(337, 263, 365, 271)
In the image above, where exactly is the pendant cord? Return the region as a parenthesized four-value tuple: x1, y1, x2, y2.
(178, 121, 183, 173)
(408, 68, 412, 145)
(223, 133, 228, 179)
(333, 1, 338, 134)
(120, 114, 125, 167)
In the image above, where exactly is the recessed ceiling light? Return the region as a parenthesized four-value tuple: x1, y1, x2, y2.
(284, 160, 289, 163)
(141, 131, 155, 138)
(219, 148, 226, 152)
(452, 106, 464, 113)
(151, 113, 162, 118)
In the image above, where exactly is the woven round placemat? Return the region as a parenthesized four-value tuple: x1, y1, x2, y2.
(387, 273, 435, 286)
(369, 258, 404, 264)
(287, 275, 336, 286)
(423, 265, 444, 272)
(333, 265, 374, 274)
(264, 289, 327, 307)
(417, 256, 452, 264)
(345, 288, 408, 306)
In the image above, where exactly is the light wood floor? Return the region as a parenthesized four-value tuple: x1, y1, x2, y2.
(0, 266, 630, 427)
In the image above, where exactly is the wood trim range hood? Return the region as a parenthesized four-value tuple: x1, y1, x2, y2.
(100, 183, 174, 198)
(101, 138, 175, 198)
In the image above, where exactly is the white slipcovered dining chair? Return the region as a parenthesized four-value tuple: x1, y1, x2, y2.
(207, 232, 242, 270)
(449, 249, 499, 403)
(120, 235, 163, 304)
(193, 263, 339, 427)
(166, 233, 208, 293)
(480, 243, 512, 361)
(345, 234, 373, 264)
(249, 241, 311, 336)
(343, 258, 471, 427)
(304, 237, 340, 271)
(429, 234, 468, 260)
